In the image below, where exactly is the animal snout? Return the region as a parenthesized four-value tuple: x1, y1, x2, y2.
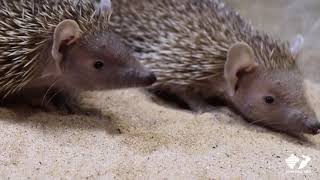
(287, 110, 320, 135)
(142, 71, 157, 85)
(306, 120, 320, 135)
(124, 68, 157, 86)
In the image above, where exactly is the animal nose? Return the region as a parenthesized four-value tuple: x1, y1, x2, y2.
(144, 71, 157, 85)
(307, 121, 320, 135)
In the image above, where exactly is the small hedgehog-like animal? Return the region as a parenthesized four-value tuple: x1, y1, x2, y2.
(111, 0, 320, 135)
(0, 0, 156, 113)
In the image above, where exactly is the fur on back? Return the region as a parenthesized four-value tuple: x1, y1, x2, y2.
(111, 0, 296, 85)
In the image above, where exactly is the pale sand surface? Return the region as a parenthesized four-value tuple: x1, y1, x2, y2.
(1, 0, 320, 179)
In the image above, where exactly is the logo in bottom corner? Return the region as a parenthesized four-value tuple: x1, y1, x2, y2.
(285, 154, 311, 173)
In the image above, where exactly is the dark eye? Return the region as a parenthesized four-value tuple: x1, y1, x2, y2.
(94, 61, 104, 70)
(264, 96, 275, 104)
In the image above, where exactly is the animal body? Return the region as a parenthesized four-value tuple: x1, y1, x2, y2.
(111, 0, 320, 134)
(0, 0, 156, 113)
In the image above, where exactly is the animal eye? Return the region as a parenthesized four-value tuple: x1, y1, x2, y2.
(94, 61, 104, 69)
(264, 96, 275, 104)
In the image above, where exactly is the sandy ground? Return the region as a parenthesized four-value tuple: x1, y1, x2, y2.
(1, 0, 320, 179)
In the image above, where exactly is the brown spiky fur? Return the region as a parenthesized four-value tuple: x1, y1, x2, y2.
(0, 0, 110, 96)
(111, 0, 296, 86)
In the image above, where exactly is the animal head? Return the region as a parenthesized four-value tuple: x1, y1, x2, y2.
(224, 39, 320, 135)
(50, 19, 156, 90)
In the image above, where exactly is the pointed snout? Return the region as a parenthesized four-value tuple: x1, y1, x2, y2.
(306, 120, 320, 135)
(125, 68, 157, 87)
(287, 109, 320, 135)
(142, 71, 157, 85)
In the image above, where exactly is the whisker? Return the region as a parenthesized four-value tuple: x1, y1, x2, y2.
(41, 79, 59, 106)
(247, 119, 289, 130)
(63, 87, 78, 106)
(247, 118, 271, 127)
(45, 87, 64, 107)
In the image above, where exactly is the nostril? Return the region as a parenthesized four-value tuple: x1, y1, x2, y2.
(316, 123, 320, 133)
(145, 72, 157, 85)
(314, 127, 320, 135)
(309, 121, 320, 135)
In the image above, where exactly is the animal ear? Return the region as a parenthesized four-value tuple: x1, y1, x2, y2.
(290, 34, 304, 58)
(224, 42, 258, 96)
(51, 19, 82, 72)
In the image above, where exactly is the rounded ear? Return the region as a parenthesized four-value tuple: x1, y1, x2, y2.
(290, 34, 304, 58)
(224, 42, 258, 96)
(51, 19, 82, 72)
